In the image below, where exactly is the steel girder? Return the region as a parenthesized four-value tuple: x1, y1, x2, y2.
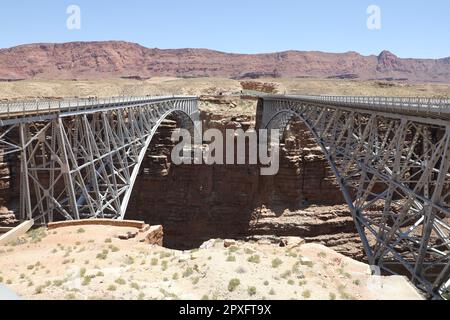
(0, 97, 198, 223)
(260, 97, 450, 298)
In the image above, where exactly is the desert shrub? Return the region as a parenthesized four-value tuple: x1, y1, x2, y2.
(107, 284, 117, 291)
(271, 258, 283, 268)
(228, 279, 240, 292)
(82, 277, 92, 286)
(247, 255, 261, 264)
(286, 251, 298, 258)
(53, 280, 64, 287)
(151, 258, 158, 266)
(247, 286, 257, 296)
(29, 228, 47, 243)
(228, 246, 239, 253)
(115, 278, 126, 285)
(130, 282, 140, 290)
(160, 252, 172, 259)
(302, 290, 311, 299)
(65, 293, 76, 300)
(244, 248, 254, 255)
(35, 285, 45, 294)
(96, 249, 108, 260)
(226, 255, 236, 262)
(338, 285, 354, 300)
(8, 237, 28, 246)
(77, 228, 85, 234)
(183, 267, 194, 278)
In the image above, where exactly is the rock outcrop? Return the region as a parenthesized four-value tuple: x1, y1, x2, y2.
(0, 41, 450, 82)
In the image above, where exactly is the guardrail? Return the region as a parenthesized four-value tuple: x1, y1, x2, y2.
(261, 94, 450, 120)
(0, 95, 197, 119)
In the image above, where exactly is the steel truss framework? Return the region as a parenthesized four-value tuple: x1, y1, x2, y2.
(0, 96, 198, 222)
(260, 96, 450, 298)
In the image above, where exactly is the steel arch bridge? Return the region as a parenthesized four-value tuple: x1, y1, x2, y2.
(0, 96, 198, 222)
(0, 94, 449, 298)
(258, 95, 450, 298)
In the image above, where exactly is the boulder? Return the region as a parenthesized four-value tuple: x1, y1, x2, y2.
(223, 239, 237, 248)
(142, 225, 163, 246)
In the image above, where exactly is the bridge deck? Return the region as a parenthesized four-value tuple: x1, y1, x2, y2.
(1, 94, 449, 122)
(0, 96, 197, 123)
(263, 95, 450, 121)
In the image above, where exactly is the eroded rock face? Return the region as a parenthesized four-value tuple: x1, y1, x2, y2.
(377, 51, 405, 73)
(1, 41, 450, 82)
(240, 81, 280, 93)
(0, 152, 17, 227)
(126, 109, 364, 260)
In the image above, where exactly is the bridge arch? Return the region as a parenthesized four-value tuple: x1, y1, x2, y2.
(259, 97, 450, 298)
(119, 107, 198, 219)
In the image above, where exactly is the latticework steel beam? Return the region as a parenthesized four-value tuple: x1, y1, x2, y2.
(260, 96, 450, 298)
(0, 96, 198, 222)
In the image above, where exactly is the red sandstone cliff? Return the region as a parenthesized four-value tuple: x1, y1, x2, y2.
(0, 41, 449, 82)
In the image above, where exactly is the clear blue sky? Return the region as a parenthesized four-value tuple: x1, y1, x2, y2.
(0, 0, 449, 58)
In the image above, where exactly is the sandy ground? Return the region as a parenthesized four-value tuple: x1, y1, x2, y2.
(0, 225, 423, 300)
(1, 77, 450, 101)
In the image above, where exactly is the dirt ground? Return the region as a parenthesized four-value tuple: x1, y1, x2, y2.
(0, 225, 423, 300)
(1, 77, 450, 101)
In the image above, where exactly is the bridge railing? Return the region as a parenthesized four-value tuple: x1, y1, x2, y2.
(0, 95, 196, 119)
(276, 95, 450, 117)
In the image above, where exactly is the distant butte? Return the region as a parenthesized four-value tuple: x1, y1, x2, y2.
(0, 41, 449, 82)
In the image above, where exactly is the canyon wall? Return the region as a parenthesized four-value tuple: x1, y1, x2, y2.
(125, 106, 365, 259)
(1, 41, 450, 82)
